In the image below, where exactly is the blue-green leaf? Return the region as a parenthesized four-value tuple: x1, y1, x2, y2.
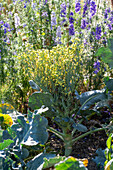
(72, 123, 88, 132)
(22, 114, 48, 145)
(43, 156, 65, 169)
(104, 78, 113, 91)
(55, 156, 88, 170)
(3, 114, 48, 146)
(26, 153, 56, 170)
(28, 92, 52, 110)
(77, 89, 107, 110)
(93, 148, 106, 170)
(29, 80, 40, 91)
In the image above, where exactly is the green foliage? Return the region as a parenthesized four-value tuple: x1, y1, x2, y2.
(93, 148, 106, 170)
(72, 123, 88, 132)
(105, 159, 113, 170)
(29, 92, 52, 110)
(0, 139, 14, 150)
(75, 89, 107, 111)
(55, 156, 88, 170)
(94, 133, 113, 170)
(28, 80, 113, 157)
(26, 153, 56, 170)
(104, 78, 113, 91)
(43, 156, 65, 169)
(96, 38, 113, 69)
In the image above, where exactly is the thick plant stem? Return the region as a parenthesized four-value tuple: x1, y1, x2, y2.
(62, 127, 73, 157)
(64, 134, 73, 157)
(47, 126, 73, 156)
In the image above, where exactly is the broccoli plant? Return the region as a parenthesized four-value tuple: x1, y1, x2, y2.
(28, 79, 113, 157)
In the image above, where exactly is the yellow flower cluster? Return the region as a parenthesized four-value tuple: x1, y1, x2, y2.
(17, 39, 84, 95)
(0, 113, 13, 127)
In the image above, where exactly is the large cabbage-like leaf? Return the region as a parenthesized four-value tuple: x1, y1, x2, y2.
(94, 99, 110, 111)
(43, 156, 88, 169)
(28, 92, 52, 110)
(22, 114, 48, 145)
(0, 139, 14, 150)
(0, 103, 15, 114)
(42, 156, 65, 169)
(55, 156, 88, 170)
(76, 89, 107, 110)
(26, 152, 56, 170)
(3, 114, 48, 146)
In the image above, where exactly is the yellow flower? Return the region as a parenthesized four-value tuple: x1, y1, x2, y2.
(0, 113, 13, 127)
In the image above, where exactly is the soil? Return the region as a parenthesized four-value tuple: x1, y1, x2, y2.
(48, 108, 112, 170)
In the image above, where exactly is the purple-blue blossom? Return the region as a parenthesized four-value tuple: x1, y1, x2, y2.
(3, 22, 10, 28)
(60, 3, 67, 17)
(0, 21, 4, 25)
(107, 24, 112, 30)
(4, 28, 7, 34)
(69, 12, 74, 24)
(95, 25, 101, 40)
(56, 26, 62, 44)
(87, 0, 91, 5)
(102, 37, 107, 45)
(90, 1, 96, 16)
(56, 26, 61, 38)
(83, 2, 88, 17)
(44, 0, 47, 5)
(81, 19, 87, 29)
(93, 60, 100, 69)
(42, 12, 48, 17)
(75, 2, 81, 13)
(51, 11, 57, 27)
(104, 9, 108, 19)
(94, 70, 99, 74)
(93, 60, 100, 74)
(69, 23, 75, 36)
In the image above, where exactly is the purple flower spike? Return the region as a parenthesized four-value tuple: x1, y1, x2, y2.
(94, 70, 99, 74)
(93, 60, 100, 69)
(51, 11, 57, 29)
(60, 3, 67, 17)
(69, 23, 75, 36)
(75, 2, 81, 13)
(81, 19, 87, 29)
(69, 12, 74, 24)
(83, 2, 88, 17)
(93, 60, 100, 74)
(95, 25, 101, 40)
(90, 1, 96, 16)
